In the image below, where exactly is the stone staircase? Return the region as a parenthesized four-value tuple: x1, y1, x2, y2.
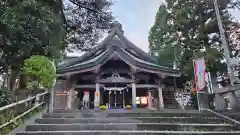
(162, 90, 179, 109)
(15, 109, 240, 135)
(53, 94, 67, 110)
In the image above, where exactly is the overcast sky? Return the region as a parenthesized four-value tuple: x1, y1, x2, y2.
(68, 0, 240, 56)
(111, 0, 161, 52)
(111, 0, 240, 53)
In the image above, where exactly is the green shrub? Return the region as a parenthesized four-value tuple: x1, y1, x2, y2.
(23, 55, 56, 89)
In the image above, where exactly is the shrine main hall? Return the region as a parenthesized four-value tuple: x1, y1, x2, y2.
(53, 23, 181, 110)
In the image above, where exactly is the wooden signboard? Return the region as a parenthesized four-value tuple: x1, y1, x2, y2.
(55, 92, 67, 96)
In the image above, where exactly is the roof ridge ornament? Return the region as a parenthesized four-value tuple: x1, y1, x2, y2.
(108, 21, 124, 35)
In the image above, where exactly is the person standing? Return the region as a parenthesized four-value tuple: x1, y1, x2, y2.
(83, 91, 89, 108)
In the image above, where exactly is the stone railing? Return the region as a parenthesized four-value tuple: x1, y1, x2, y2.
(201, 108, 240, 126)
(0, 91, 49, 134)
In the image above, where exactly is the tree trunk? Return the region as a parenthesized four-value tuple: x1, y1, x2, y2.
(67, 88, 74, 110)
(1, 73, 7, 88)
(7, 66, 20, 91)
(18, 73, 27, 89)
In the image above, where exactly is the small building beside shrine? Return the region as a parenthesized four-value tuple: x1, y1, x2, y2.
(53, 22, 181, 110)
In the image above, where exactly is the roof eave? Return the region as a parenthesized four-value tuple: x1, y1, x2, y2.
(56, 49, 182, 77)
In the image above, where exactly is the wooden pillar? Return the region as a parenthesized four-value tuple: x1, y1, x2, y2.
(100, 90, 104, 105)
(148, 90, 152, 109)
(49, 86, 54, 113)
(123, 90, 125, 108)
(94, 83, 100, 108)
(130, 68, 137, 108)
(67, 88, 74, 110)
(132, 82, 136, 108)
(94, 68, 100, 108)
(158, 86, 164, 109)
(66, 76, 71, 110)
(71, 83, 78, 109)
(131, 72, 136, 108)
(156, 76, 165, 109)
(66, 75, 77, 110)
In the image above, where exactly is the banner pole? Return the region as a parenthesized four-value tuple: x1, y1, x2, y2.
(196, 91, 201, 112)
(193, 58, 206, 112)
(193, 59, 199, 112)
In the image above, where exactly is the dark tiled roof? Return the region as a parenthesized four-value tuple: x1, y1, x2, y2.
(57, 24, 181, 76)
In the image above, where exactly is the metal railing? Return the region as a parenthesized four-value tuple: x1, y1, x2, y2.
(0, 91, 49, 133)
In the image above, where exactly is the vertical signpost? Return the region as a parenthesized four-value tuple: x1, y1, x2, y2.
(193, 57, 206, 111)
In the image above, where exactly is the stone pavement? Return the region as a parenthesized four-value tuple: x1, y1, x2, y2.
(15, 109, 240, 135)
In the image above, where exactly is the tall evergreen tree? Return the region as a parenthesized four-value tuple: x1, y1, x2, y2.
(0, 0, 114, 90)
(65, 0, 115, 51)
(0, 0, 66, 90)
(149, 0, 240, 78)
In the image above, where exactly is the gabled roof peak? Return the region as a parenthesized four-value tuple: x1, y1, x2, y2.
(113, 21, 122, 30)
(108, 21, 124, 35)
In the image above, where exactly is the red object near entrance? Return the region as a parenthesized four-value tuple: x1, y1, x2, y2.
(84, 91, 89, 94)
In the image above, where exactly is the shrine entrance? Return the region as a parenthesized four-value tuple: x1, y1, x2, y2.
(101, 84, 131, 109)
(98, 72, 133, 109)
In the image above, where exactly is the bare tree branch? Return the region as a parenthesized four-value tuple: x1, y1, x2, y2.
(68, 0, 100, 13)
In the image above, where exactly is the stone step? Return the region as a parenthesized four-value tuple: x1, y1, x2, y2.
(164, 99, 176, 102)
(25, 123, 238, 131)
(53, 109, 201, 113)
(106, 112, 215, 118)
(53, 109, 83, 113)
(163, 104, 179, 109)
(106, 109, 200, 113)
(16, 130, 240, 135)
(17, 109, 240, 135)
(35, 117, 224, 124)
(42, 112, 215, 118)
